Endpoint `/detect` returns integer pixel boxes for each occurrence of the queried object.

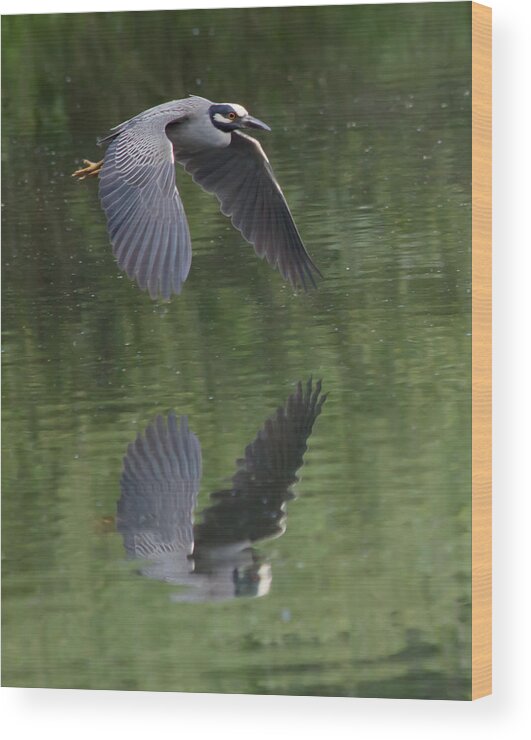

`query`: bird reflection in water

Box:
[116,378,326,602]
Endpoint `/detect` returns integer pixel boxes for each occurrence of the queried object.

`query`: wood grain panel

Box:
[471,1,492,701]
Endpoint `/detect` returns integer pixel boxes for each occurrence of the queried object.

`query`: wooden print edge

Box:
[471,1,492,701]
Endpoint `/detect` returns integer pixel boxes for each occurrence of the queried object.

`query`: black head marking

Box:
[209,103,247,132]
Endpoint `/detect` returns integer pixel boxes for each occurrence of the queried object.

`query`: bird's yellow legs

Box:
[72,158,104,180]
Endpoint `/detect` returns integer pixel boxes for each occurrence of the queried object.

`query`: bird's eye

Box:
[228,112,237,120]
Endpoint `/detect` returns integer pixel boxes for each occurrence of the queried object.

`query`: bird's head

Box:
[209,103,271,133]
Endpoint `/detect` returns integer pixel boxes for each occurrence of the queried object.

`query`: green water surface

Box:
[2,2,472,698]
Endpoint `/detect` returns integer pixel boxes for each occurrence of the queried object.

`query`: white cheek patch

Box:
[214,113,233,124]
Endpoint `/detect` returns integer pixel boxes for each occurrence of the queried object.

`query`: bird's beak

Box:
[241,115,271,132]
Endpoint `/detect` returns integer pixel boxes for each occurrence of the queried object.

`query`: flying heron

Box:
[73,96,321,298]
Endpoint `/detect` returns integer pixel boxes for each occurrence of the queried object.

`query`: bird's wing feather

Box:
[99,117,192,299]
[231,377,327,492]
[116,414,202,560]
[195,379,326,546]
[176,131,321,290]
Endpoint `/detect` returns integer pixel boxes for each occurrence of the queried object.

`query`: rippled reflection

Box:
[116,379,326,602]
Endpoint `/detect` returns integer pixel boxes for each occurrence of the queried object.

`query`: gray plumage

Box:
[95,96,320,298]
[116,379,326,601]
[117,413,201,581]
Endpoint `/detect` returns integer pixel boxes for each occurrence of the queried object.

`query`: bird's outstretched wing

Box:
[176,132,321,290]
[99,118,192,299]
[231,377,327,493]
[116,414,202,565]
[195,379,326,546]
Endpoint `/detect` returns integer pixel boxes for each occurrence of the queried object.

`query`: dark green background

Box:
[2,3,472,698]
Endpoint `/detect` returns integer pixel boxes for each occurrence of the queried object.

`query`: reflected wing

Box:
[99,120,192,299]
[116,414,202,561]
[195,379,326,546]
[176,131,321,290]
[232,377,327,492]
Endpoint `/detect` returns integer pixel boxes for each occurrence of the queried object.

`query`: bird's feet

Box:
[72,158,104,180]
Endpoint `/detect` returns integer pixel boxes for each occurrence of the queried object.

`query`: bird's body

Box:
[73,96,320,298]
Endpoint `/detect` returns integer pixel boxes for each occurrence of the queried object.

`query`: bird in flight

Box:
[73,96,321,299]
[116,378,326,601]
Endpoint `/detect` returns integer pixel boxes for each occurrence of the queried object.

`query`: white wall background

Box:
[1,0,529,737]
